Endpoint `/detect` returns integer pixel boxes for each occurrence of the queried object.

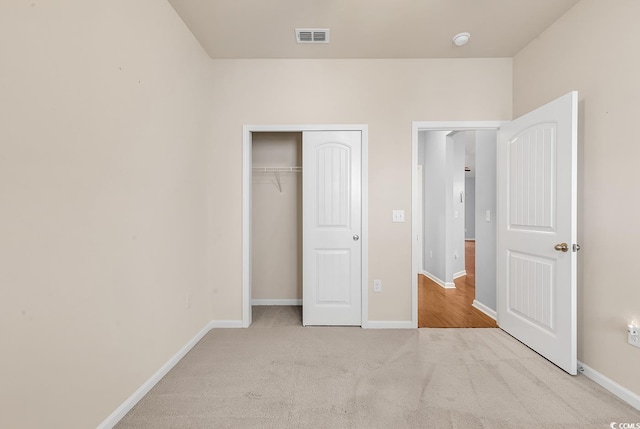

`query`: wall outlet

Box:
[629,324,640,349]
[392,210,405,223]
[430,250,433,258]
[186,293,191,309]
[373,279,382,292]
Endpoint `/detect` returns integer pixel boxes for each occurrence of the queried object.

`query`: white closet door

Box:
[303,131,362,326]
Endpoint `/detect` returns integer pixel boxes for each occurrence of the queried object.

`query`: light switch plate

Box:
[392,210,405,223]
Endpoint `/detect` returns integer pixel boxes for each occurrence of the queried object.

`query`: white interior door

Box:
[497,91,578,374]
[303,131,362,326]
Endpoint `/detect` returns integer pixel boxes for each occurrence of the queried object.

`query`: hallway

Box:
[418,241,497,328]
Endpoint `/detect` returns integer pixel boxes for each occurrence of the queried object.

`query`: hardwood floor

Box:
[418,240,497,328]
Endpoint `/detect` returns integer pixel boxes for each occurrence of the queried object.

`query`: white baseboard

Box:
[465,238,476,242]
[209,320,244,328]
[363,320,414,329]
[578,361,640,411]
[421,271,456,289]
[252,299,302,306]
[97,319,245,428]
[97,321,215,429]
[472,300,497,321]
[453,270,467,279]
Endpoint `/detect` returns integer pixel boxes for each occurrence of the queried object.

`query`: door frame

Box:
[242,124,369,328]
[411,121,504,328]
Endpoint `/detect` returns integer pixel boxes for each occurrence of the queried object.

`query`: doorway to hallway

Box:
[414,127,499,328]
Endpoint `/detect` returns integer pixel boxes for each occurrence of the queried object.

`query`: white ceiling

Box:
[167,0,580,59]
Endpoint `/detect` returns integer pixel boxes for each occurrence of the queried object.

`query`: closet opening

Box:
[250,132,303,327]
[242,124,368,328]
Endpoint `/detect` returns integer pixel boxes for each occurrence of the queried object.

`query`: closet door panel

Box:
[303,131,361,326]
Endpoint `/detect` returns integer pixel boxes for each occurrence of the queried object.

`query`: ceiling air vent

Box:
[295,28,330,44]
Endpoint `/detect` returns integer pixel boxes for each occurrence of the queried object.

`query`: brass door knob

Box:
[554,242,569,252]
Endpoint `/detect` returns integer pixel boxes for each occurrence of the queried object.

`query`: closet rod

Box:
[251,166,302,193]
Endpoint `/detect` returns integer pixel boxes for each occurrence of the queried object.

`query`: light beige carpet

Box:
[116,306,640,428]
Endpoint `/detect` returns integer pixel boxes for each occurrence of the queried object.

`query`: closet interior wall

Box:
[251,132,303,303]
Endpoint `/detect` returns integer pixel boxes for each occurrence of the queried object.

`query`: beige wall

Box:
[251,133,302,300]
[513,0,640,396]
[208,59,512,321]
[0,1,213,428]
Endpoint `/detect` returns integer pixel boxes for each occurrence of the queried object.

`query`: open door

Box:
[497,91,578,374]
[303,131,362,326]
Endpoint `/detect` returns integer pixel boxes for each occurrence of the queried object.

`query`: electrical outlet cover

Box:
[392,210,405,223]
[629,325,640,349]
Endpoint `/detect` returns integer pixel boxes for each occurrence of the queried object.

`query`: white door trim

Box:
[242,124,369,328]
[411,121,504,328]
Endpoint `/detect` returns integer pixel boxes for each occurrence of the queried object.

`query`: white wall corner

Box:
[96,321,216,429]
[453,270,467,279]
[421,271,455,289]
[578,361,640,411]
[472,299,497,321]
[363,320,414,329]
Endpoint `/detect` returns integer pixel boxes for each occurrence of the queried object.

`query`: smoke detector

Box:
[296,28,330,44]
[452,32,471,47]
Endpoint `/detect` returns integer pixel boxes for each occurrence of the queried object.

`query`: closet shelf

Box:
[252,166,302,193]
[251,166,302,173]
